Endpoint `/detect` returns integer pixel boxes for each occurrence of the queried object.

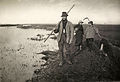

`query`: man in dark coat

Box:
[54,12,74,66]
[74,20,84,50]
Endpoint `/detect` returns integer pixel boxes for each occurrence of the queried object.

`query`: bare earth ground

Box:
[0,26,58,82]
[30,39,120,82]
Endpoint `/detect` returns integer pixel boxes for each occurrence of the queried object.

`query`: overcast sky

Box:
[0,0,120,24]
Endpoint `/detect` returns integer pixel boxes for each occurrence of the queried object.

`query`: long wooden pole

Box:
[67,4,75,14]
[44,30,54,43]
[44,4,75,43]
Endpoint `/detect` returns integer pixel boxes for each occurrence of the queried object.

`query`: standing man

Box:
[84,21,101,53]
[74,20,84,51]
[54,12,74,66]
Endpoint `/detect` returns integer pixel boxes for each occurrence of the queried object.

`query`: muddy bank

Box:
[30,40,120,82]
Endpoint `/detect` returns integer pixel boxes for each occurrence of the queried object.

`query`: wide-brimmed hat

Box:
[88,21,93,24]
[61,12,68,17]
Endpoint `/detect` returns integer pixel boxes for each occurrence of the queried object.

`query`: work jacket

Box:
[54,21,74,44]
[85,25,98,39]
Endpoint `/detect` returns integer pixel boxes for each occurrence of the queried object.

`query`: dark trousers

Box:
[58,33,71,63]
[86,38,94,50]
[75,34,83,46]
[86,38,100,53]
[71,36,81,55]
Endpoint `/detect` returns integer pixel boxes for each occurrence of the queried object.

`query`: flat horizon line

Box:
[0,23,120,25]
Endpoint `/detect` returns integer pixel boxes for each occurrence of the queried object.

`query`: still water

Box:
[0,26,58,82]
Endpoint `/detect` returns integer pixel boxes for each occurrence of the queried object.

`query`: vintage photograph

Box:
[0,0,120,82]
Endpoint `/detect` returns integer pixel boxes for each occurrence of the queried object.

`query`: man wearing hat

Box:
[54,12,74,66]
[85,21,100,52]
[74,20,84,51]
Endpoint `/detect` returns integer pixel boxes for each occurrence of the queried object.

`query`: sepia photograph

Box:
[0,0,120,82]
